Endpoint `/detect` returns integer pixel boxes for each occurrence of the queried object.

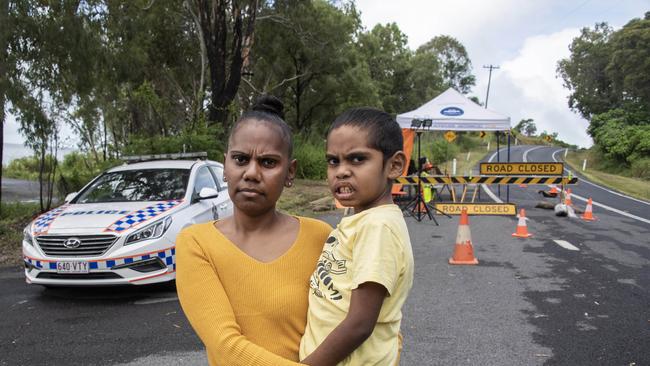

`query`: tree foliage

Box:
[2,0,481,208]
[558,12,650,169]
[416,35,475,94]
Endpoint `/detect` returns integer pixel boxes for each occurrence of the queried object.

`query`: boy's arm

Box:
[301,281,387,366]
[176,231,302,366]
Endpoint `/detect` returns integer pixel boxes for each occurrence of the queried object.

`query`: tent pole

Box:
[507,131,511,202]
[496,131,501,198]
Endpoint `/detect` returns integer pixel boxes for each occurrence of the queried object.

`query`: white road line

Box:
[566,191,650,225]
[552,149,650,206]
[134,296,178,305]
[482,183,503,203]
[482,147,512,203]
[553,239,580,251]
[522,146,543,163]
[549,149,650,224]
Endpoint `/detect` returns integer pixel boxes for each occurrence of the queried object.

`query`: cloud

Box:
[482,28,593,147]
[356,1,595,147]
[356,0,540,55]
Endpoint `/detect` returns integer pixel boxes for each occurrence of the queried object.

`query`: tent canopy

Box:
[396,88,511,131]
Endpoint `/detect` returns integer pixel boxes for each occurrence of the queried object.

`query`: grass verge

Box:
[0,202,41,267]
[432,146,489,176]
[565,151,650,201]
[277,179,333,217]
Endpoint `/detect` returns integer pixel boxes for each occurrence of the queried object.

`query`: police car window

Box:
[208,166,227,191]
[75,169,190,203]
[194,166,218,195]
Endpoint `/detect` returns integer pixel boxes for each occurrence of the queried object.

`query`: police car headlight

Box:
[23,226,34,246]
[125,216,173,245]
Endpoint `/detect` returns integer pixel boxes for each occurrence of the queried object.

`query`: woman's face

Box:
[224,119,296,217]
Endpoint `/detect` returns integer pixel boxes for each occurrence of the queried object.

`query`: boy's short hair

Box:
[329,107,403,161]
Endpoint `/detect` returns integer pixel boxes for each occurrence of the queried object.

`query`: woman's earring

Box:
[286,180,293,187]
[223,176,227,182]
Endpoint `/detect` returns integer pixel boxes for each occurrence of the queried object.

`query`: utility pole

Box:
[483,64,500,108]
[483,64,502,198]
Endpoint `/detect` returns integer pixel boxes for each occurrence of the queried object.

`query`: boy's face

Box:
[326,125,404,213]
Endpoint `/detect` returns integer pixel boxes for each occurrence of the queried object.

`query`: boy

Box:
[300,107,414,365]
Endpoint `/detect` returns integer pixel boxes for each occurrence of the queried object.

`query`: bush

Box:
[429,139,459,165]
[293,134,327,180]
[0,202,40,221]
[0,202,40,266]
[123,124,226,162]
[57,152,122,196]
[455,132,480,151]
[630,158,650,179]
[3,155,57,181]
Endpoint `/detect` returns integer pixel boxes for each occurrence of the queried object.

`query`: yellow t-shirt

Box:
[176,217,332,366]
[299,204,414,365]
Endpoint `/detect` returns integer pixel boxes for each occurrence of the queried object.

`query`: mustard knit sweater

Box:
[176,217,332,366]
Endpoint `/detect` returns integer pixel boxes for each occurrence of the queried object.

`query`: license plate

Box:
[56,261,89,274]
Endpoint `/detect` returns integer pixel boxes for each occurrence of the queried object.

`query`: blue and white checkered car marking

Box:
[24,247,176,272]
[32,205,69,235]
[104,200,183,233]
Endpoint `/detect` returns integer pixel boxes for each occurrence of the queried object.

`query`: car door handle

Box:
[218,203,229,209]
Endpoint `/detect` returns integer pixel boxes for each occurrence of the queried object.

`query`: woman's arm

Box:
[300,282,387,366]
[176,231,302,366]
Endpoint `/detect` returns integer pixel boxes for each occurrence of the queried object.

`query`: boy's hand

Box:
[301,282,387,366]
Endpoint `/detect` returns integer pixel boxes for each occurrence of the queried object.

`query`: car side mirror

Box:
[65,192,78,203]
[198,187,219,200]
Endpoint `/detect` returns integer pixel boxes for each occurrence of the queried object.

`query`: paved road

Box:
[466,145,650,365]
[1,178,55,203]
[1,146,648,365]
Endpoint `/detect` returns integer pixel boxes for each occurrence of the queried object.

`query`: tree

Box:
[188,0,259,126]
[6,0,101,211]
[416,35,475,94]
[524,122,537,137]
[606,12,650,113]
[558,13,650,167]
[513,118,534,135]
[0,0,10,207]
[358,23,414,114]
[557,22,617,119]
[247,0,379,132]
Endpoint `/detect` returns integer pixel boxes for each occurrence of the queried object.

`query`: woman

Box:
[176,96,332,366]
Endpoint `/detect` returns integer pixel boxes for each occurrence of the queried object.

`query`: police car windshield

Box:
[75,169,190,203]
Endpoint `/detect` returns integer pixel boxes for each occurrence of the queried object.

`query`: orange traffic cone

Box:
[549,186,558,195]
[512,208,533,238]
[564,188,573,206]
[581,198,597,221]
[449,208,479,265]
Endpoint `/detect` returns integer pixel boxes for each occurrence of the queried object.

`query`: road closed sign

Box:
[435,203,517,216]
[480,162,564,176]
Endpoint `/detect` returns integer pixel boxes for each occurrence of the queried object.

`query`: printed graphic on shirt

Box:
[310,235,346,301]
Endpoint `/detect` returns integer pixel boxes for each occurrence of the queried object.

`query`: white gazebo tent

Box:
[395,88,513,212]
[396,88,510,131]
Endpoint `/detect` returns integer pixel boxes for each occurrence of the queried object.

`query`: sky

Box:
[355,0,649,147]
[3,0,649,148]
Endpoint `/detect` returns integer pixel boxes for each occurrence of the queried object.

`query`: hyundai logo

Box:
[63,238,82,249]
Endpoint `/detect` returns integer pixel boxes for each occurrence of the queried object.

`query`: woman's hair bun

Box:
[252,95,284,119]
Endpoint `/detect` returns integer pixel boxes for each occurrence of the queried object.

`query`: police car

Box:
[22,152,233,287]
